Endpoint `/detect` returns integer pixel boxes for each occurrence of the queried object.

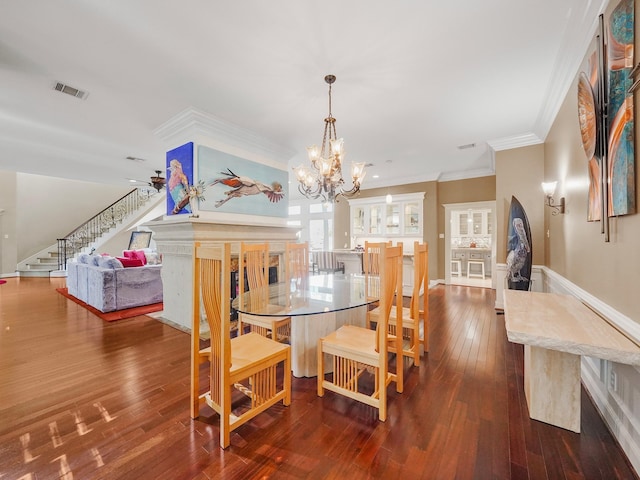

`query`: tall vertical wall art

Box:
[165,142,194,216]
[577,0,634,242]
[578,48,603,222]
[607,0,635,217]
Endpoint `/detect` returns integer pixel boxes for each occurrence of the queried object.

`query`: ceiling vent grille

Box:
[53,82,88,100]
[457,143,476,150]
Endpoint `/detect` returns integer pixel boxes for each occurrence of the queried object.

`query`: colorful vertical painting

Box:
[166,142,194,216]
[197,145,288,218]
[577,48,603,221]
[607,0,635,217]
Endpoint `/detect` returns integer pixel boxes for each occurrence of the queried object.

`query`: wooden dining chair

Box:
[190,242,291,448]
[317,243,403,421]
[364,241,392,329]
[285,241,309,286]
[237,242,291,343]
[368,241,429,366]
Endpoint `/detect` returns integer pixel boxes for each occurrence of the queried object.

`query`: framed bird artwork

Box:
[197,145,288,218]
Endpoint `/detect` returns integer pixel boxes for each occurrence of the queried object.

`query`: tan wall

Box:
[494,144,545,265]
[544,66,640,321]
[437,176,496,275]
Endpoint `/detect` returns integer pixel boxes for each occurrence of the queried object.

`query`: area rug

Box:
[56,287,163,322]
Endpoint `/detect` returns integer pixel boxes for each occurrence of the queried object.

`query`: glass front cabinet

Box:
[348,192,425,241]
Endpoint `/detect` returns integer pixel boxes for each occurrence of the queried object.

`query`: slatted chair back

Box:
[411,241,429,352]
[363,241,391,275]
[239,242,270,311]
[286,241,309,284]
[237,242,291,341]
[364,241,392,326]
[379,242,404,389]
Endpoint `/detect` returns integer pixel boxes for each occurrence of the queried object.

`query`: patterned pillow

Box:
[90,255,101,266]
[78,253,92,264]
[97,256,124,269]
[144,252,162,265]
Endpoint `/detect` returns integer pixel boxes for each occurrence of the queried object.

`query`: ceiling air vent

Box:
[53,82,88,100]
[457,143,476,150]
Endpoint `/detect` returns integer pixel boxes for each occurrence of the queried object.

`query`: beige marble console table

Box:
[504,289,640,433]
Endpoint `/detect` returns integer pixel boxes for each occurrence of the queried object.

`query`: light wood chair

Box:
[237,242,291,343]
[285,241,309,286]
[364,241,392,329]
[368,241,429,366]
[190,242,291,448]
[317,243,403,421]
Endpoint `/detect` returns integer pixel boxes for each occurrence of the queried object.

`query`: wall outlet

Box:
[610,369,618,393]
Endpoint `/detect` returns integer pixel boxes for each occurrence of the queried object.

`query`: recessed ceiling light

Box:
[373,174,380,179]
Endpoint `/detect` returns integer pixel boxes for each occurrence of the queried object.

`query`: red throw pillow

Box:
[131,250,147,265]
[122,250,147,265]
[116,257,144,268]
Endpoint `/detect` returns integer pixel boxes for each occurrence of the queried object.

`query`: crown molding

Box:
[153,107,296,164]
[487,132,543,152]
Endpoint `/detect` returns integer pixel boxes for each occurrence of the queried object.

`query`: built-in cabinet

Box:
[348,192,425,296]
[451,208,492,249]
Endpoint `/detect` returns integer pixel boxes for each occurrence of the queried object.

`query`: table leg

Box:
[524,345,581,433]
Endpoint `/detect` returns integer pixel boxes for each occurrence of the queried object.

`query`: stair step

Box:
[26,263,57,270]
[19,270,51,278]
[37,258,59,265]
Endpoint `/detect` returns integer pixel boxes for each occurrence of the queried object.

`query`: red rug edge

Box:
[56,287,163,321]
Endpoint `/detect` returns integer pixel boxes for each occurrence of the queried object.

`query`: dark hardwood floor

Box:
[0,277,637,479]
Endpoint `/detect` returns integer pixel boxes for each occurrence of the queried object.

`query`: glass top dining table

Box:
[232,273,377,317]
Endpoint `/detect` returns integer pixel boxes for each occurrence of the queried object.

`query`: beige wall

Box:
[0,171,18,273]
[544,64,640,321]
[495,144,545,265]
[437,176,496,275]
[0,171,132,274]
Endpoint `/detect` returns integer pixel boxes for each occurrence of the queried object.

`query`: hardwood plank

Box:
[0,278,637,479]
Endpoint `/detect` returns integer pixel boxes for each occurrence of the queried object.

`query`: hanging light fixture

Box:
[149,170,166,192]
[293,74,366,202]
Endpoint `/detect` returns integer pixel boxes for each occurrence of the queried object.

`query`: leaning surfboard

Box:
[506,196,532,291]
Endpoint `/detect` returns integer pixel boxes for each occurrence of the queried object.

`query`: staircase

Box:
[19,251,61,277]
[18,189,163,277]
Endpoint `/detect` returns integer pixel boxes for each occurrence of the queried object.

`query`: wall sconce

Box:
[541,181,565,215]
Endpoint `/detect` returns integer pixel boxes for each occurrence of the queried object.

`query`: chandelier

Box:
[293,74,366,202]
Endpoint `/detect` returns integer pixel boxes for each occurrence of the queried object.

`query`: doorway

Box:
[443,201,496,289]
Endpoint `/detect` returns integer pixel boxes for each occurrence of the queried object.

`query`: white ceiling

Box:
[0,0,606,194]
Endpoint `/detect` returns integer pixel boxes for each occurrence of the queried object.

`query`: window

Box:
[289,198,334,250]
